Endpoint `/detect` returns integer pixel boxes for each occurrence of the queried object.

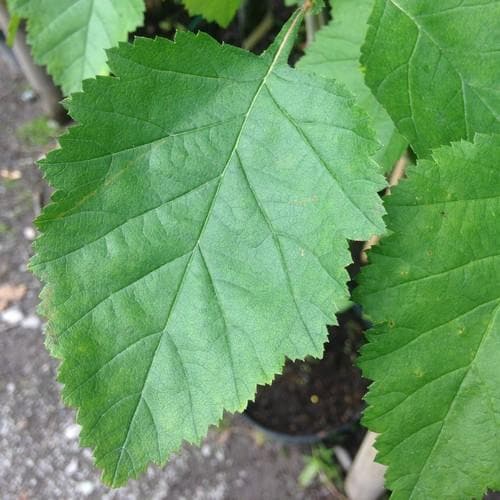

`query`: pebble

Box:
[21,315,41,329]
[64,458,78,476]
[0,168,21,180]
[20,89,36,102]
[64,424,81,440]
[16,419,28,430]
[201,444,211,457]
[6,382,15,394]
[75,481,95,496]
[1,307,24,325]
[23,227,36,240]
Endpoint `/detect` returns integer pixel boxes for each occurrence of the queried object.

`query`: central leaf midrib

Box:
[110,11,304,484]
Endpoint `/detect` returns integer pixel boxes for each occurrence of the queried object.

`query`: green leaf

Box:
[284,0,325,11]
[32,9,386,486]
[298,0,406,173]
[356,135,500,499]
[309,0,326,14]
[6,13,21,47]
[9,0,145,95]
[181,0,241,27]
[362,0,500,157]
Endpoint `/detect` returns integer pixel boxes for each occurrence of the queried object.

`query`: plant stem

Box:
[242,9,274,51]
[0,3,65,121]
[304,9,325,47]
[361,151,410,263]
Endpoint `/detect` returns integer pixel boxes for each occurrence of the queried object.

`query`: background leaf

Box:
[181,0,241,27]
[356,135,500,499]
[8,0,145,95]
[362,0,500,157]
[299,0,406,173]
[32,11,386,486]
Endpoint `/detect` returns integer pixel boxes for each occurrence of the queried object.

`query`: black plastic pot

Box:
[241,307,367,446]
[242,408,362,445]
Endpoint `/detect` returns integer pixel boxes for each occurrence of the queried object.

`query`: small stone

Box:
[64,424,81,440]
[0,420,9,436]
[65,458,78,476]
[23,227,36,240]
[16,419,28,430]
[1,307,24,325]
[0,169,22,180]
[21,315,41,329]
[201,444,211,457]
[75,481,95,496]
[0,283,26,310]
[215,449,224,462]
[20,89,36,102]
[6,382,15,394]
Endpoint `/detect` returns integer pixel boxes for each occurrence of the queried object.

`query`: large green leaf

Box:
[356,135,500,499]
[298,0,406,173]
[181,0,241,27]
[8,0,145,95]
[32,9,386,486]
[362,0,500,157]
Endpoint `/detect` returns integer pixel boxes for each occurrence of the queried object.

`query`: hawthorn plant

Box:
[6,0,500,497]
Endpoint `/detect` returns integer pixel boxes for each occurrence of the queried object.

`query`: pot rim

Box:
[242,408,362,445]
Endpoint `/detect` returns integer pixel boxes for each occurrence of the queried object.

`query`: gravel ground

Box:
[0,48,332,500]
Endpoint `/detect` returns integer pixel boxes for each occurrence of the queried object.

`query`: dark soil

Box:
[246,310,367,436]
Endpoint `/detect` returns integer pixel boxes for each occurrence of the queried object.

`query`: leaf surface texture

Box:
[356,135,500,499]
[32,11,386,486]
[362,0,500,156]
[299,0,406,172]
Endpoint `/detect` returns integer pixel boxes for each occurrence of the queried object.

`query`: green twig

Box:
[242,9,274,51]
[304,9,325,47]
